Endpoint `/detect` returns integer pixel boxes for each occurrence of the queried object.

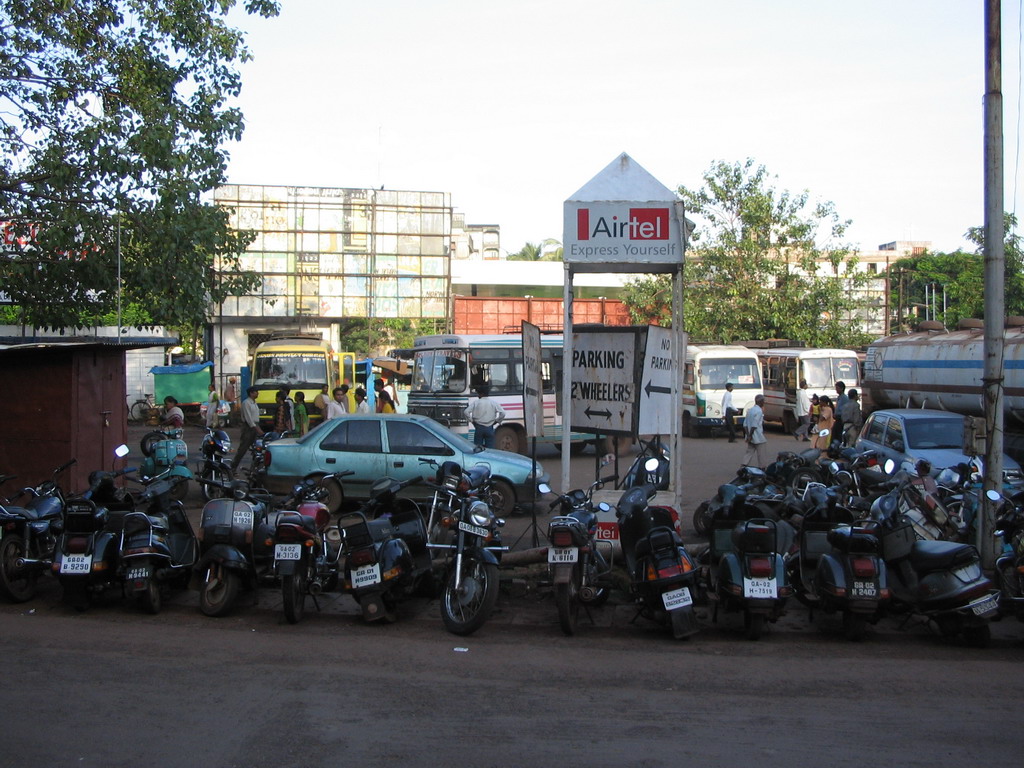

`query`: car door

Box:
[857,412,889,459]
[881,416,907,467]
[382,419,457,487]
[310,417,386,497]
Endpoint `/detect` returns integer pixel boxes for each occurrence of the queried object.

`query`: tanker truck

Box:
[862,317,1024,429]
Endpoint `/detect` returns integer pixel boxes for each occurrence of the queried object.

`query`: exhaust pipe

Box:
[309,581,322,595]
[15,557,51,569]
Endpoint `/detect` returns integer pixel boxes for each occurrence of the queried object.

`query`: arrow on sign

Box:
[585,406,611,420]
[644,380,672,398]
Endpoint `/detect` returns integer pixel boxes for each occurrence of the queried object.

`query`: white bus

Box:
[755,347,860,433]
[681,345,763,437]
[408,333,591,455]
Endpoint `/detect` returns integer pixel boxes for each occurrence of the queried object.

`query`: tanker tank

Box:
[862,318,1024,427]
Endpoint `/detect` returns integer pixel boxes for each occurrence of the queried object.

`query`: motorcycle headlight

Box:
[469,500,493,527]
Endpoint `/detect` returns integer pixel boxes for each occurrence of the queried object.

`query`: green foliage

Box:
[0,0,279,330]
[888,214,1024,329]
[337,318,448,359]
[622,159,874,348]
[507,238,563,261]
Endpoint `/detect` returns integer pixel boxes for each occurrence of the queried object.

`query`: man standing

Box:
[232,386,264,472]
[793,379,812,441]
[326,387,347,419]
[722,382,737,443]
[841,389,864,446]
[833,381,849,447]
[742,394,769,469]
[465,383,505,448]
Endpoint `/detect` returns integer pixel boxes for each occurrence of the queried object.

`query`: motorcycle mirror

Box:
[986,489,1002,502]
[537,483,551,495]
[883,459,896,475]
[114,444,130,458]
[644,457,661,472]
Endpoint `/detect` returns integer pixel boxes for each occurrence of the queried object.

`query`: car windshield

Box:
[903,417,964,450]
[412,350,469,394]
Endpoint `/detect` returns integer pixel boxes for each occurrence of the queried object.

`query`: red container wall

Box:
[453,297,630,335]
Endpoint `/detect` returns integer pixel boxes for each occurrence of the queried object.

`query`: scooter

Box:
[869,462,1000,647]
[139,428,192,502]
[338,475,433,624]
[198,427,233,502]
[544,475,617,635]
[118,473,198,614]
[52,445,135,610]
[192,477,276,617]
[272,472,352,624]
[992,488,1024,622]
[0,459,75,602]
[617,438,670,491]
[813,518,890,641]
[616,466,700,639]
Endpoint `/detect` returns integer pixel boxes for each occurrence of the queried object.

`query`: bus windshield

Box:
[412,350,469,394]
[699,358,761,389]
[253,352,329,387]
[803,357,859,389]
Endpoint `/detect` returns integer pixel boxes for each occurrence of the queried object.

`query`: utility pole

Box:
[981,0,1005,567]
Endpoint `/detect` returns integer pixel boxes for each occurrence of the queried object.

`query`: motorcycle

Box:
[118,473,198,614]
[139,428,192,502]
[544,475,617,635]
[338,475,434,624]
[869,461,1000,647]
[616,469,700,639]
[0,459,75,602]
[693,465,785,537]
[617,438,670,491]
[814,518,889,641]
[992,488,1024,622]
[52,445,135,610]
[427,460,507,636]
[192,477,276,617]
[272,472,352,624]
[198,427,233,503]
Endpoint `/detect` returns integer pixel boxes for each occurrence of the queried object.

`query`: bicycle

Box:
[128,393,156,423]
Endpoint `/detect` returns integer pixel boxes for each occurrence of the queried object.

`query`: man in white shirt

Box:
[326,387,347,419]
[741,394,769,468]
[231,386,264,471]
[465,384,505,448]
[722,382,737,443]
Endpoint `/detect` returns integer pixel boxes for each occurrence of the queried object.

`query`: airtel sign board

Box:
[563,153,685,274]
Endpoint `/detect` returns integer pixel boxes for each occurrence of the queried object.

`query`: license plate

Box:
[352,563,381,588]
[60,554,92,574]
[851,580,878,598]
[968,594,999,617]
[275,543,302,561]
[458,520,489,538]
[125,565,151,582]
[548,547,579,564]
[232,509,254,528]
[743,577,777,599]
[661,586,693,611]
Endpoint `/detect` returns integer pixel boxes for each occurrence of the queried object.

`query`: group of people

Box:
[733,379,864,470]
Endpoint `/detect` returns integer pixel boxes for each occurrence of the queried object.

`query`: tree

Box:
[0,0,279,329]
[507,239,562,261]
[622,159,873,347]
[888,214,1024,330]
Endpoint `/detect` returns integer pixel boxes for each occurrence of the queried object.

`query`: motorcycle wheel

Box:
[201,467,231,502]
[137,579,161,615]
[0,534,37,603]
[579,584,611,607]
[555,565,582,636]
[199,564,241,617]
[140,431,165,457]
[441,558,499,636]
[692,502,713,537]
[282,569,307,625]
[843,611,867,642]
[789,468,822,497]
[744,611,765,641]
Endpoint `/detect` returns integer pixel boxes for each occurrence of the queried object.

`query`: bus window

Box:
[784,358,797,390]
[413,351,468,394]
[698,358,761,389]
[470,349,516,396]
[801,358,834,389]
[834,357,859,386]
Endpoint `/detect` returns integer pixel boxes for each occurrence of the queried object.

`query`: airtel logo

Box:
[576,208,669,241]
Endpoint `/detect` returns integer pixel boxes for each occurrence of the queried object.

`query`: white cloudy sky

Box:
[224,0,1023,255]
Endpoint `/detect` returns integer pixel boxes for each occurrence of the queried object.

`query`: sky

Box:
[223,0,1024,256]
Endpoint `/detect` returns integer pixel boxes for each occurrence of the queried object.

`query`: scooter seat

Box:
[277,511,317,533]
[908,539,977,574]
[366,518,394,543]
[634,525,682,557]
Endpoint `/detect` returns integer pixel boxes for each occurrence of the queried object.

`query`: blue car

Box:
[262,414,549,516]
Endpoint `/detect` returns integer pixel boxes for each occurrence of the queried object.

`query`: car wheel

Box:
[488,479,516,517]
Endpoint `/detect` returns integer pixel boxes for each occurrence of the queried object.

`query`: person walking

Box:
[741,394,769,468]
[273,389,292,434]
[841,389,863,447]
[466,383,505,448]
[722,382,737,442]
[793,379,812,441]
[204,383,222,430]
[813,395,835,453]
[231,386,264,472]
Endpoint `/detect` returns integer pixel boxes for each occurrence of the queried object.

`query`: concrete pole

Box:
[981,0,1005,567]
[561,262,573,494]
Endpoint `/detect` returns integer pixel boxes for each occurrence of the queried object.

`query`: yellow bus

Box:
[250,333,355,429]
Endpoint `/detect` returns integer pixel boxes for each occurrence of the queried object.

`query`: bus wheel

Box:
[494,425,523,454]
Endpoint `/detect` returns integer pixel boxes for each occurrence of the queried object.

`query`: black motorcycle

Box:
[198,427,233,503]
[993,488,1024,622]
[338,475,433,624]
[616,483,700,639]
[545,475,617,635]
[118,473,197,614]
[427,460,507,636]
[0,459,74,602]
